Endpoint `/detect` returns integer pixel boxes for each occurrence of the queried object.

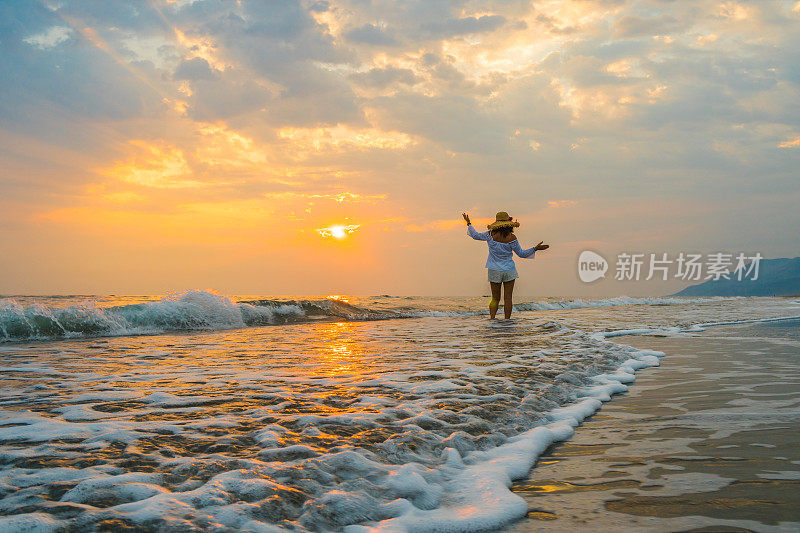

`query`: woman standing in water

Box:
[462,211,549,319]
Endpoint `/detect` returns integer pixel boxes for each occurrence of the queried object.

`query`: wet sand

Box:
[508,318,800,532]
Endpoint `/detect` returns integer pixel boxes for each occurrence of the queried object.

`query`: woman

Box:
[462,211,549,319]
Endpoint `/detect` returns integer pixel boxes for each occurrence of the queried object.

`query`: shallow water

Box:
[0,295,798,531]
[509,319,800,532]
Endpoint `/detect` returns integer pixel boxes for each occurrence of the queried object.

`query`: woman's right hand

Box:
[462,212,471,225]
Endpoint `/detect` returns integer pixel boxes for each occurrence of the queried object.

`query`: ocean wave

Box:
[0,291,717,343]
[0,291,304,342]
[240,297,399,321]
[513,295,715,312]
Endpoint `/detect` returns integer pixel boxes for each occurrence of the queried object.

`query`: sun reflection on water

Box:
[315,321,367,377]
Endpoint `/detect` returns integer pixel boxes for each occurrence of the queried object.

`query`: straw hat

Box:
[487,211,520,230]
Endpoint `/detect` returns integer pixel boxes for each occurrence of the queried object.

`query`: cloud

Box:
[23,25,72,49]
[99,140,203,189]
[778,136,800,148]
[548,200,578,208]
[309,1,330,14]
[345,23,399,46]
[614,15,683,38]
[173,57,218,80]
[349,67,418,88]
[419,15,508,38]
[277,125,415,152]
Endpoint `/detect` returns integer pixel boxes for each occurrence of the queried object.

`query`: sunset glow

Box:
[0,1,797,295]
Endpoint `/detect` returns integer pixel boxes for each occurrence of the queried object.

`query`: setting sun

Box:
[317,224,360,239]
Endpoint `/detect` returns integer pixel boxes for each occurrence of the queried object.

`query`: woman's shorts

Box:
[488,269,518,283]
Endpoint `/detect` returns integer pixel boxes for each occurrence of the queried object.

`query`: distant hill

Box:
[672,257,800,297]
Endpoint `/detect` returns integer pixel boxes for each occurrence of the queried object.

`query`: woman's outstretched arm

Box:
[513,240,549,258]
[463,212,489,241]
[512,240,536,258]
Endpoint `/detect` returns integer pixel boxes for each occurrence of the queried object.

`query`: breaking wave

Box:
[0,291,303,342]
[0,291,716,343]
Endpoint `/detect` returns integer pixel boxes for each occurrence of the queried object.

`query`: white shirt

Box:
[468,224,536,271]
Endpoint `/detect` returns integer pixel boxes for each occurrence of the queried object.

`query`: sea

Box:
[1,292,799,531]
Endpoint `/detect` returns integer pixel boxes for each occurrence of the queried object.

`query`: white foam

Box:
[60,473,168,505]
[0,513,65,533]
[696,314,800,328]
[515,295,717,312]
[348,343,664,532]
[589,314,800,342]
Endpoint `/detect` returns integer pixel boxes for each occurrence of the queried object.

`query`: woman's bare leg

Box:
[503,280,515,319]
[489,282,501,319]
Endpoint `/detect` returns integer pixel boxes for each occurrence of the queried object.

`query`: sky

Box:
[1,0,798,297]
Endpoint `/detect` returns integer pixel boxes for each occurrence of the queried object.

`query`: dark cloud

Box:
[308,1,330,13]
[170,0,359,124]
[241,0,316,40]
[173,57,217,80]
[186,78,272,122]
[344,23,400,46]
[369,92,509,153]
[614,15,683,38]
[349,67,418,88]
[421,52,439,66]
[419,15,507,38]
[1,33,154,125]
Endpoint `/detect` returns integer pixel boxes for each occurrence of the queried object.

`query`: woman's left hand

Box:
[462,213,471,225]
[535,241,549,251]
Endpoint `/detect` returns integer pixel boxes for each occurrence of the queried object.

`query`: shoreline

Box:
[507,318,800,532]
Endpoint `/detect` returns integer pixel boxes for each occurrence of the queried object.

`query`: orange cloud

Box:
[99,140,202,189]
[548,200,578,208]
[96,122,275,192]
[195,124,268,167]
[172,28,228,71]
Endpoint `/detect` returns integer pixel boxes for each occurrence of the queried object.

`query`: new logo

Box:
[578,250,608,283]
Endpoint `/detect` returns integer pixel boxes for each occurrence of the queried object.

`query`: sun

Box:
[330,225,347,239]
[317,224,360,239]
